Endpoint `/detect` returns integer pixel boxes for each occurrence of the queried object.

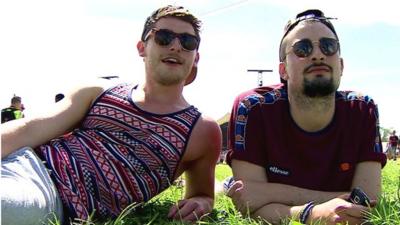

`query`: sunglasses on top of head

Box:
[145,28,200,51]
[287,37,340,58]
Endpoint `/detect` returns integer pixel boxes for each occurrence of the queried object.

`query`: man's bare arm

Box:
[351,161,381,200]
[230,159,346,212]
[1,83,104,158]
[168,115,222,222]
[251,198,369,225]
[229,160,382,224]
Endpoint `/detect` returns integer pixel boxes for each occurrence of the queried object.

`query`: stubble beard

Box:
[150,61,187,86]
[291,76,337,112]
[155,71,183,85]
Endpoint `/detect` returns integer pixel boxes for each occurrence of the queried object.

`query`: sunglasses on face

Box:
[287,37,340,58]
[145,28,199,51]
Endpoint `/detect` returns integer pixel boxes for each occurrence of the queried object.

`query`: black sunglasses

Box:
[288,37,339,58]
[145,28,199,51]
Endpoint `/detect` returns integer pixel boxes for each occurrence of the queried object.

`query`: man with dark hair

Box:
[226,9,386,224]
[1,5,221,225]
[1,95,25,123]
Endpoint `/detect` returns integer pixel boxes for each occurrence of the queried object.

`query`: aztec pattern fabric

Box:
[36,83,201,219]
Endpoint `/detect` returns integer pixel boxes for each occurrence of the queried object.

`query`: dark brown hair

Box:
[140,5,202,45]
[11,95,21,104]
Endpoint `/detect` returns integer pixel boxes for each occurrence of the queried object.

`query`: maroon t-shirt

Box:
[227,84,386,192]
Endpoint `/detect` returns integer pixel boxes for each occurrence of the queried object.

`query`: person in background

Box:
[226,9,386,225]
[387,130,398,160]
[1,5,221,225]
[1,95,25,123]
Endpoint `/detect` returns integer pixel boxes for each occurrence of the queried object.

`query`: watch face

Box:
[349,187,370,206]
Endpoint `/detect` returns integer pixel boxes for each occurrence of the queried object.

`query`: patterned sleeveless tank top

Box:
[36,83,201,219]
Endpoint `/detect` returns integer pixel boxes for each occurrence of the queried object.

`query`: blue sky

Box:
[1,0,399,131]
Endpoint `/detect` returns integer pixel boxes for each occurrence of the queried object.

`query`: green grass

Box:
[381,160,400,199]
[368,160,400,225]
[62,161,399,225]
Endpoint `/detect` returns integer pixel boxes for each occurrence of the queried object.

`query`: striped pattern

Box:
[234,88,286,151]
[37,84,201,219]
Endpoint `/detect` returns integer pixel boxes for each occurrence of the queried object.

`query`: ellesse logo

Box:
[268,166,290,176]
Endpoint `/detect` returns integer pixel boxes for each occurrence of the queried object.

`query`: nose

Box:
[311,43,325,62]
[168,37,182,52]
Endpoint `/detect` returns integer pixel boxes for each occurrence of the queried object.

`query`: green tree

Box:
[380,127,394,142]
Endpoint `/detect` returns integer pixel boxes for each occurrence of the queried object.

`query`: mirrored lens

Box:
[319,38,339,56]
[292,38,339,58]
[292,40,313,58]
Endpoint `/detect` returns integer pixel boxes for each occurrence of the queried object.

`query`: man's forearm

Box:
[250,203,302,225]
[243,180,346,207]
[1,119,28,158]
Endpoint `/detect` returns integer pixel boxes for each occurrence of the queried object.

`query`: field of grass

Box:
[66,161,399,225]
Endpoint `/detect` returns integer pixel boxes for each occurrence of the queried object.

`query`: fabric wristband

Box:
[299,201,315,224]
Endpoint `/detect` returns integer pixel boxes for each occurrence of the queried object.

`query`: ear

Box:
[137,41,145,57]
[184,53,199,86]
[279,62,289,81]
[194,52,200,66]
[184,66,197,85]
[340,58,344,76]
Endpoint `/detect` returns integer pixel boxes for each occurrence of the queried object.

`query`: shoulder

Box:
[336,91,379,121]
[336,91,376,105]
[336,91,378,112]
[1,107,13,112]
[185,114,222,160]
[231,85,287,125]
[233,84,287,109]
[68,80,133,105]
[193,114,222,143]
[69,78,108,96]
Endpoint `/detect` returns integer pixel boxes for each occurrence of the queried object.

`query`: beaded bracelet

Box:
[299,201,315,224]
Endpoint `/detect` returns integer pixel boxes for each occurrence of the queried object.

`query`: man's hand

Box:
[226,179,267,214]
[309,197,373,225]
[168,196,212,223]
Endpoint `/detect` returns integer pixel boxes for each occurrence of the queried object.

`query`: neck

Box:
[132,82,189,114]
[289,93,335,132]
